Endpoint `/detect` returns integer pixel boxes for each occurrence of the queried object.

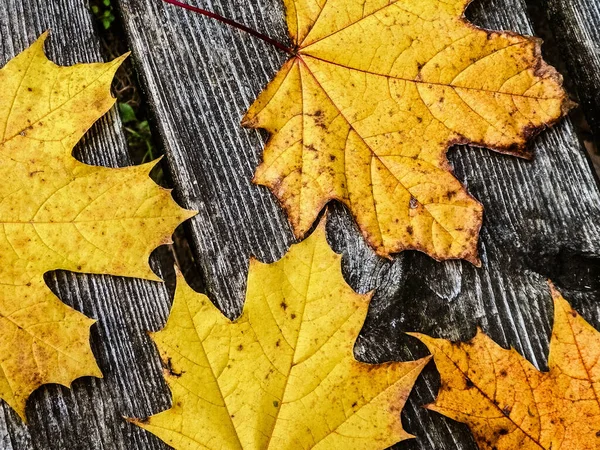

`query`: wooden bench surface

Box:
[1,0,600,449]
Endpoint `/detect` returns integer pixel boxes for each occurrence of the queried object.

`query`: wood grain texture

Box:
[0,2,181,449]
[537,0,600,143]
[115,0,600,449]
[2,0,600,449]
[119,0,296,318]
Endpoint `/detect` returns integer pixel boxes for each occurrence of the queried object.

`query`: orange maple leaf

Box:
[413,284,600,449]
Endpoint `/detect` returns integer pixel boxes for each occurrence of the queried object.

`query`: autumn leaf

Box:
[242,0,570,263]
[132,221,429,450]
[0,33,194,420]
[412,284,600,450]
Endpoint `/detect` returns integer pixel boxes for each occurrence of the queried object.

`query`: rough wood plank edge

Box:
[0,1,182,449]
[531,0,600,146]
[115,0,600,448]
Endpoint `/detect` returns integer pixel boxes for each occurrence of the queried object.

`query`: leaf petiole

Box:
[162,0,295,55]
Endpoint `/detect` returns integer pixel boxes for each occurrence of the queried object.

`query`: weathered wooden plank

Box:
[536,0,600,143]
[0,2,177,449]
[119,0,296,318]
[2,0,599,449]
[117,0,600,448]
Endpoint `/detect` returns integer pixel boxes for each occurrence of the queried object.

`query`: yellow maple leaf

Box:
[412,284,600,449]
[242,0,569,263]
[132,221,429,449]
[0,33,194,420]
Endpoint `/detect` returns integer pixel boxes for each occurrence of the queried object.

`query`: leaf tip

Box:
[466,253,482,267]
[145,269,165,283]
[407,332,435,352]
[91,365,104,380]
[547,280,567,304]
[109,52,130,73]
[419,354,433,367]
[547,280,573,316]
[38,30,51,42]
[562,98,578,115]
[124,415,148,426]
[15,407,28,424]
[173,264,184,279]
[240,114,252,128]
[28,31,51,59]
[183,208,199,221]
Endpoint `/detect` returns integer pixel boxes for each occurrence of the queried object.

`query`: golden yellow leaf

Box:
[0,33,194,420]
[133,221,429,450]
[243,0,569,263]
[412,284,600,449]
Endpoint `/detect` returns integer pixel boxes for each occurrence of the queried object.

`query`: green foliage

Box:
[119,102,137,124]
[119,103,156,163]
[91,0,115,30]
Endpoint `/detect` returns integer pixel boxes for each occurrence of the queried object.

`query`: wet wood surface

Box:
[3,0,600,449]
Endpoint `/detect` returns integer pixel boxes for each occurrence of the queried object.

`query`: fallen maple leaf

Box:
[132,221,429,449]
[242,0,570,263]
[412,284,600,449]
[0,33,194,420]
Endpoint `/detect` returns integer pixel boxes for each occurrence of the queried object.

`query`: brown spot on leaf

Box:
[163,357,183,378]
[409,196,418,209]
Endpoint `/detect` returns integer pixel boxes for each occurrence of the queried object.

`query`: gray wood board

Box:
[539,0,600,143]
[115,0,600,449]
[0,1,182,449]
[1,0,599,449]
